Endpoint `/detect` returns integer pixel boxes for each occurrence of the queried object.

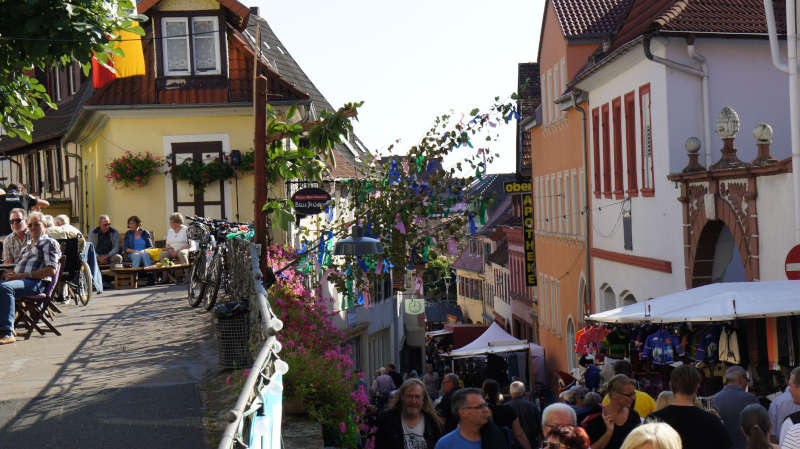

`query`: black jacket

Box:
[481,420,511,449]
[374,408,443,449]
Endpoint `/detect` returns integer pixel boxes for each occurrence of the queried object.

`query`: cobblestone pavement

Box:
[0,284,218,448]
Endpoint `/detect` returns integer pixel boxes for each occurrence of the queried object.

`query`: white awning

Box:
[445,322,529,357]
[588,280,800,323]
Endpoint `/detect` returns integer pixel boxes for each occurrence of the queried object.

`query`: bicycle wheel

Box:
[77,261,93,306]
[187,251,206,307]
[201,253,222,311]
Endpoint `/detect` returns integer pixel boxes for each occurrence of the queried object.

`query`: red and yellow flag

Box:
[92,25,145,88]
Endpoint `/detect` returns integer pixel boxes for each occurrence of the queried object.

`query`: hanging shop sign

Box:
[503,179,532,194]
[291,187,331,215]
[405,297,425,315]
[522,192,537,286]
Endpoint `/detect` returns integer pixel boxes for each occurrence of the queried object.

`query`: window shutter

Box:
[624,91,638,195]
[592,108,601,197]
[601,104,611,197]
[612,97,623,198]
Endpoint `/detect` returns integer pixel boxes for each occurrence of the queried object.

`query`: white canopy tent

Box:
[445,322,530,357]
[425,329,453,338]
[588,280,800,323]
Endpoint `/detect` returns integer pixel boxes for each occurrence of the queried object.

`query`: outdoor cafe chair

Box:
[14,263,62,340]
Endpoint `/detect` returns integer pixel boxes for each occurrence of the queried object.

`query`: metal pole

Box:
[253,22,269,263]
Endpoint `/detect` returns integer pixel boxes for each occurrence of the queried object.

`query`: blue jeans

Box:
[128,252,152,268]
[0,278,46,335]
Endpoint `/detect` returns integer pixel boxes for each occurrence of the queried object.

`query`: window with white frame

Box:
[161,16,221,76]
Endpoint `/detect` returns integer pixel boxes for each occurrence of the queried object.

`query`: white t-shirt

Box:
[783,422,800,449]
[402,417,426,449]
[166,225,192,251]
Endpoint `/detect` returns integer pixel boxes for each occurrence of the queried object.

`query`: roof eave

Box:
[569,35,646,89]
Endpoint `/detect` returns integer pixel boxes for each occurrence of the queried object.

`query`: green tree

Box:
[0,0,144,142]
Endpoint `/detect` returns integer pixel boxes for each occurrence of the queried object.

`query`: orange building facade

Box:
[528,0,628,387]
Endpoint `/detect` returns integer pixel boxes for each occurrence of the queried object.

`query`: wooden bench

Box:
[112,264,190,289]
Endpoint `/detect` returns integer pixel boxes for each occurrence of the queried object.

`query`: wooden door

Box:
[171,141,226,219]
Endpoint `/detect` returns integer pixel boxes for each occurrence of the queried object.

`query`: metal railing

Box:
[218,243,286,449]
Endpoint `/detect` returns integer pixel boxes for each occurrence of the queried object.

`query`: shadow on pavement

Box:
[0,286,217,448]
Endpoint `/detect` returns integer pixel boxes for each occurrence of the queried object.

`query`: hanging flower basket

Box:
[105,151,164,188]
[168,154,237,193]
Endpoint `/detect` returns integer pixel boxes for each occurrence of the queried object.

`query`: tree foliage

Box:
[276,96,518,306]
[0,0,144,141]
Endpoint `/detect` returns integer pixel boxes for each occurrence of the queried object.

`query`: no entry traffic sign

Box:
[786,244,800,280]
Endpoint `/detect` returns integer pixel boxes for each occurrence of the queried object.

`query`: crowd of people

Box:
[365,360,800,449]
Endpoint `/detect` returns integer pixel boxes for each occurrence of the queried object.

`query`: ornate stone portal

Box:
[668,108,792,288]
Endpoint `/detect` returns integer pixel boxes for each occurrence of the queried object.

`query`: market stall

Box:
[572,281,800,401]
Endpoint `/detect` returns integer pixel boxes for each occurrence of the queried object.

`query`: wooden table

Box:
[112,264,191,289]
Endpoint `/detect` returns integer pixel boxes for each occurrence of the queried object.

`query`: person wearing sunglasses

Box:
[583,375,641,449]
[3,209,29,264]
[0,184,48,242]
[434,388,509,449]
[545,425,591,449]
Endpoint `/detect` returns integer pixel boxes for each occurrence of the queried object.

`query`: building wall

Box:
[79,112,285,240]
[758,173,797,280]
[584,44,684,307]
[456,269,485,324]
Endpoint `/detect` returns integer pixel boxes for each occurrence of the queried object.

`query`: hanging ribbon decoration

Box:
[402,158,410,174]
[415,273,424,296]
[448,236,459,255]
[468,212,477,234]
[376,258,384,275]
[479,198,487,225]
[389,159,401,185]
[394,213,406,234]
[416,155,425,172]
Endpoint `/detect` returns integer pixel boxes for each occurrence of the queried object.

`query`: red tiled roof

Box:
[612,0,786,50]
[552,0,634,40]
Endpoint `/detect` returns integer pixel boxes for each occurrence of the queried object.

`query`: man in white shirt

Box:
[778,368,800,446]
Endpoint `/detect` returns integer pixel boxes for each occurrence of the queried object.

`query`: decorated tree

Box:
[277,96,519,307]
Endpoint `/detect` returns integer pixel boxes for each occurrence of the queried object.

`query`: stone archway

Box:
[680,178,759,288]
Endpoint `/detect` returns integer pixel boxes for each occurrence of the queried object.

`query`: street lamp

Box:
[334,224,384,256]
[263,224,383,288]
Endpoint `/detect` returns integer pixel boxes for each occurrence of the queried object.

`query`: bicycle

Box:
[186,216,251,310]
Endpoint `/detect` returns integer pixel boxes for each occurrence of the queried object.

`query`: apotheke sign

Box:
[291,187,331,215]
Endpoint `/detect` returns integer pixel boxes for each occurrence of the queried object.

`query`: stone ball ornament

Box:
[753,122,774,142]
[685,137,702,154]
[715,106,740,138]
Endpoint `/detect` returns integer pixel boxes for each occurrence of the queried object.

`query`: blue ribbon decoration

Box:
[317,235,326,265]
[357,256,368,272]
[389,159,401,185]
[468,212,477,234]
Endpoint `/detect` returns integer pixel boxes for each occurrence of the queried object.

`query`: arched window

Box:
[622,293,636,306]
[566,318,577,370]
[601,284,615,312]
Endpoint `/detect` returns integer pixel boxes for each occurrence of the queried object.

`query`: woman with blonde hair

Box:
[655,391,674,411]
[619,422,682,449]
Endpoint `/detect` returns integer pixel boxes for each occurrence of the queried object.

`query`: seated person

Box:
[3,208,30,264]
[165,212,193,265]
[0,212,61,345]
[46,214,86,251]
[89,214,122,265]
[123,215,153,268]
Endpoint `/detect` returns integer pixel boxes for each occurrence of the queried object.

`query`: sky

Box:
[252,0,544,174]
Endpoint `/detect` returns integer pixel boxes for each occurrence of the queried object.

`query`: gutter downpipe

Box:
[643,36,711,166]
[686,37,712,168]
[764,0,800,243]
[570,91,592,320]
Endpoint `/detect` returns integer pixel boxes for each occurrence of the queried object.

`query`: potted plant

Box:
[105,151,164,188]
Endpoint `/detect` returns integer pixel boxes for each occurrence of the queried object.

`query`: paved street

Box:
[0,285,218,448]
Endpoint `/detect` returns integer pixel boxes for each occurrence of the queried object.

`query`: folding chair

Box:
[15,264,62,340]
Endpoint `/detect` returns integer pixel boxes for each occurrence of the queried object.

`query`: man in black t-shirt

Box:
[0,184,48,238]
[648,365,732,449]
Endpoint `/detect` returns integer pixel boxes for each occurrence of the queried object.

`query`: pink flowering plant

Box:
[105,151,164,188]
[265,245,376,448]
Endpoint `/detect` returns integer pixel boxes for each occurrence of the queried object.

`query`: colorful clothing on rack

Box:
[602,328,630,359]
[575,326,610,356]
[642,329,683,365]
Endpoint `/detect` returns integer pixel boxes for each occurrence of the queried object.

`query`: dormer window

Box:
[161,16,221,76]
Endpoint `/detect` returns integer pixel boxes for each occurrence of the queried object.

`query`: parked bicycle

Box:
[186,216,251,310]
